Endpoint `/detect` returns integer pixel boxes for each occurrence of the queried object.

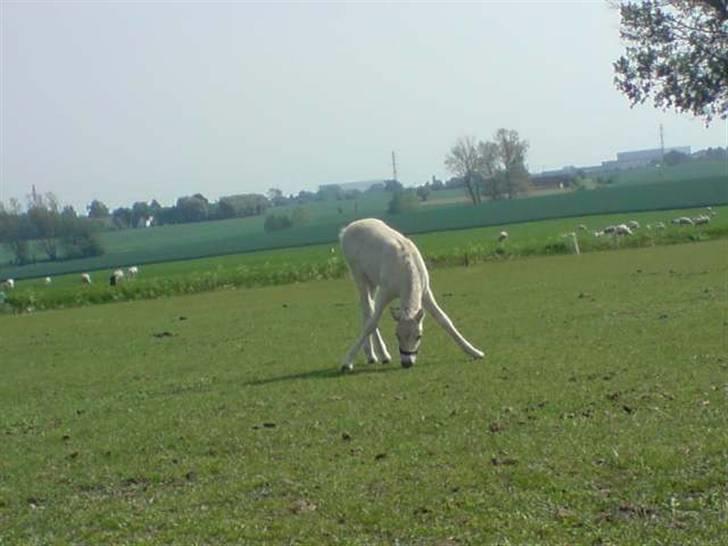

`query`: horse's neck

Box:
[399,253,425,318]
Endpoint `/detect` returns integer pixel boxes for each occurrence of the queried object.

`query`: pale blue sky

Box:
[1,1,726,211]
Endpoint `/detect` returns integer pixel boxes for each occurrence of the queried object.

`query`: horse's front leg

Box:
[341,290,393,372]
[423,289,485,359]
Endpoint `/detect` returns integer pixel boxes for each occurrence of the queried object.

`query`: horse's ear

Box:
[414,308,425,322]
[390,306,401,321]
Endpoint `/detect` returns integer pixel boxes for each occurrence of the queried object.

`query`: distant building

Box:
[601,146,691,170]
[318,179,389,193]
[533,145,693,181]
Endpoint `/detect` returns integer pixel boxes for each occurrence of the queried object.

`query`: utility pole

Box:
[659,123,665,162]
[391,151,398,182]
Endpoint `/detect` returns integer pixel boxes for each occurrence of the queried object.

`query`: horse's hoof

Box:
[400,360,414,369]
[341,364,354,373]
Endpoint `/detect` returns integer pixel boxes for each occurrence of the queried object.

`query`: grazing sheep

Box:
[1,279,15,290]
[497,231,509,242]
[330,247,336,254]
[614,224,633,236]
[127,265,139,277]
[706,206,716,216]
[655,221,666,230]
[339,218,484,371]
[81,273,92,285]
[672,217,694,225]
[692,215,710,225]
[593,230,603,238]
[110,269,125,286]
[577,224,588,231]
[602,225,617,234]
[627,220,640,230]
[44,277,52,285]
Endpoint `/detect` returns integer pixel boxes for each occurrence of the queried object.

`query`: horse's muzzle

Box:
[399,349,417,368]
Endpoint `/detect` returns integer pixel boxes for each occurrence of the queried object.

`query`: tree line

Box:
[0,193,104,265]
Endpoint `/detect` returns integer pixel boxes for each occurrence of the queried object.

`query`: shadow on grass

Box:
[243,363,403,387]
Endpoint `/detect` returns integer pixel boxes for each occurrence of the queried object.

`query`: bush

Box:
[264,213,293,232]
[62,222,105,259]
[290,207,311,226]
[387,190,420,215]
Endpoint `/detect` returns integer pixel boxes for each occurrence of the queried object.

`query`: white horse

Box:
[339,218,485,371]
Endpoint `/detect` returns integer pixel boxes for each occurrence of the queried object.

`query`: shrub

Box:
[264,213,293,232]
[387,190,420,215]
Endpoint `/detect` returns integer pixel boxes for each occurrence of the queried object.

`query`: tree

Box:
[112,207,133,229]
[317,185,343,201]
[492,129,530,199]
[263,213,292,232]
[663,149,690,166]
[477,140,502,200]
[87,199,110,219]
[61,218,105,258]
[26,192,61,260]
[446,131,530,203]
[175,195,209,223]
[415,184,431,202]
[267,188,288,207]
[384,179,404,193]
[131,201,152,228]
[614,1,728,122]
[217,194,269,219]
[387,189,420,214]
[430,176,445,191]
[1,199,32,264]
[445,136,482,204]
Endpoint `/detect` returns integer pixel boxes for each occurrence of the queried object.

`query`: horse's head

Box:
[391,307,424,367]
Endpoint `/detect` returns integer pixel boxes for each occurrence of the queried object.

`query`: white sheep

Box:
[614,224,633,236]
[127,266,139,277]
[497,231,509,242]
[627,220,640,230]
[602,225,617,234]
[81,273,92,285]
[577,224,588,231]
[44,277,52,285]
[110,269,125,286]
[655,221,666,230]
[672,217,694,225]
[1,279,15,290]
[692,215,710,225]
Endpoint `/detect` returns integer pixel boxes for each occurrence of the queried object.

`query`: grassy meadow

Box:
[2,205,726,313]
[612,160,727,186]
[1,239,727,544]
[2,170,725,281]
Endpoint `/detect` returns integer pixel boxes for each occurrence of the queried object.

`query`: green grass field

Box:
[2,171,725,281]
[1,239,726,544]
[612,160,727,186]
[3,204,726,313]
